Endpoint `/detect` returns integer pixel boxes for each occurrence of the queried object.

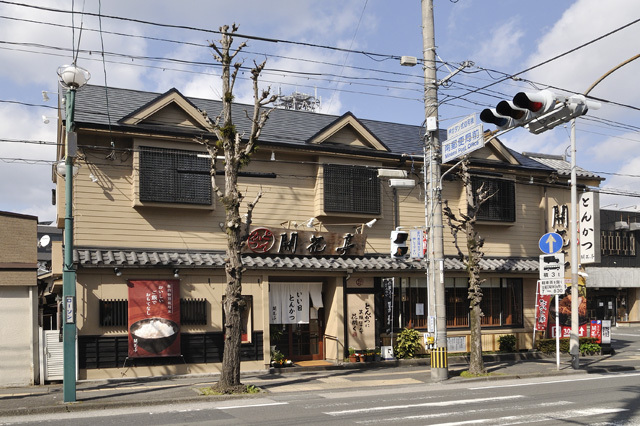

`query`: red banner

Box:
[590,320,602,344]
[535,291,552,332]
[128,280,180,357]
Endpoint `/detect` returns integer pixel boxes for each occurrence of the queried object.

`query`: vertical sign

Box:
[409,229,424,259]
[382,278,394,334]
[579,191,600,264]
[128,280,181,358]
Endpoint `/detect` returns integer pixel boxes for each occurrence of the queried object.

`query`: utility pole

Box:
[422,0,448,381]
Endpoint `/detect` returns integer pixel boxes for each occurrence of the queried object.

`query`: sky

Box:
[1,0,640,222]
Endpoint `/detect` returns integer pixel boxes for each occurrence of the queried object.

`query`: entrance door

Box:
[289,318,323,361]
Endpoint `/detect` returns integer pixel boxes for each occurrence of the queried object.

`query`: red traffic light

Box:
[513,90,556,114]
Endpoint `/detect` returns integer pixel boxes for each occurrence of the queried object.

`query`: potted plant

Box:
[348,347,357,363]
[271,348,287,367]
[374,347,381,362]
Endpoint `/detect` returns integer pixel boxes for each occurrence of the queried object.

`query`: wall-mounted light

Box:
[114,267,122,277]
[270,151,276,161]
[42,115,56,124]
[89,173,98,183]
[529,176,534,184]
[365,218,377,228]
[42,90,51,102]
[173,268,180,278]
[55,159,80,177]
[305,217,316,228]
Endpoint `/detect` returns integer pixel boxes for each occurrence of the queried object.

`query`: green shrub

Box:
[394,328,423,359]
[536,337,599,354]
[580,341,601,355]
[498,334,517,352]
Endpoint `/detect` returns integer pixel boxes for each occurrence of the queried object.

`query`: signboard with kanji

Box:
[539,279,566,295]
[127,280,180,358]
[539,253,564,279]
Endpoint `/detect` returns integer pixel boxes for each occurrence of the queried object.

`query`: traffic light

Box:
[390,229,409,259]
[480,90,600,135]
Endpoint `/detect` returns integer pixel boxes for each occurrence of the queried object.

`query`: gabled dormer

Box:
[307,112,389,152]
[120,88,214,132]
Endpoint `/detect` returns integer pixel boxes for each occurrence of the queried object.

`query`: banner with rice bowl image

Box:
[128,279,181,357]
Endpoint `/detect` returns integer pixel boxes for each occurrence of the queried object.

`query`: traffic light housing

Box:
[480,90,600,134]
[390,230,409,259]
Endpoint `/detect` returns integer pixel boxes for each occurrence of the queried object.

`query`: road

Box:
[3,371,640,425]
[1,327,638,425]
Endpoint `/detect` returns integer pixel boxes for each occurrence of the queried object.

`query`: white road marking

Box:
[325,395,524,416]
[429,407,628,425]
[469,371,640,390]
[355,401,573,424]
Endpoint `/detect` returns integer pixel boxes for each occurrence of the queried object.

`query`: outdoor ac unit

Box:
[629,222,640,231]
[615,221,629,230]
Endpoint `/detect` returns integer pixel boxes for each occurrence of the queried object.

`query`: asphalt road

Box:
[1,327,638,425]
[3,370,640,425]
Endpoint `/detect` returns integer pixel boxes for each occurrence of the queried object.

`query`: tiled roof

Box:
[522,152,602,180]
[68,85,558,174]
[74,247,539,274]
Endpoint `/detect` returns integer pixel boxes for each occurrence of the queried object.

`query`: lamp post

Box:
[57,63,90,403]
[569,53,640,369]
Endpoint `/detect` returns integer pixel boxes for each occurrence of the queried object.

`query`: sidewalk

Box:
[1,351,637,418]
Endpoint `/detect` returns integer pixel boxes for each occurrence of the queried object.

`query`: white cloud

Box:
[474,17,525,68]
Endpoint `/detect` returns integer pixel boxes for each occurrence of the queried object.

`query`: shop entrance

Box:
[271,312,324,361]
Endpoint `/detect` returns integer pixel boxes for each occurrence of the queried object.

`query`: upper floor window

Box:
[323,164,380,215]
[472,177,515,222]
[139,146,211,205]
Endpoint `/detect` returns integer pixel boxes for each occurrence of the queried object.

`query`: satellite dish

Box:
[38,235,51,248]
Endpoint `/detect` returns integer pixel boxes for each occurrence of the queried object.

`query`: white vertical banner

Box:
[579,191,600,264]
[409,229,424,259]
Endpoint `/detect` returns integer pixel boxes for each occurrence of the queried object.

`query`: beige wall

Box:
[68,134,570,262]
[0,286,38,386]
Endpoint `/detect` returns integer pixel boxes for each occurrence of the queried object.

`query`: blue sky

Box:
[1,0,640,221]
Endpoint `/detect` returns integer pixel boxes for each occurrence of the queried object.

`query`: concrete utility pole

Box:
[422,0,448,381]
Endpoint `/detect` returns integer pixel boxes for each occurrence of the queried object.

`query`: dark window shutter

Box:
[140,146,211,205]
[472,177,515,222]
[324,164,380,215]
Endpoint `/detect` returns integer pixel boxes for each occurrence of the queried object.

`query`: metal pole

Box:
[555,294,561,370]
[569,117,580,369]
[422,0,448,381]
[63,87,77,402]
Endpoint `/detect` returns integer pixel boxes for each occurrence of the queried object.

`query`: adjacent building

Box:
[0,211,40,386]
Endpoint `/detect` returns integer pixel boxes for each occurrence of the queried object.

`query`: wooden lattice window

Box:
[323,164,380,215]
[99,299,128,327]
[99,298,208,327]
[180,298,208,325]
[139,146,211,205]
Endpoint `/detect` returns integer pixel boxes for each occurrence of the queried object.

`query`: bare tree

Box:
[442,158,494,375]
[197,24,277,392]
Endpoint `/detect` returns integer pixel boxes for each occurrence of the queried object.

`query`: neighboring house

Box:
[523,153,640,327]
[0,211,40,386]
[584,208,640,325]
[53,85,600,380]
[37,223,63,331]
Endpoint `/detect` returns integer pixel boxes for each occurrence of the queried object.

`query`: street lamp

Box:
[58,63,90,403]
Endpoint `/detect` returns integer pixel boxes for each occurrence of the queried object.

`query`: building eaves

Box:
[74,247,539,274]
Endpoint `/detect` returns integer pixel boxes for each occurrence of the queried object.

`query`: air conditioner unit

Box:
[389,179,416,188]
[629,222,640,231]
[615,221,629,230]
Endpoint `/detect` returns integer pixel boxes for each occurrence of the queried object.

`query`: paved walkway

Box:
[1,349,637,417]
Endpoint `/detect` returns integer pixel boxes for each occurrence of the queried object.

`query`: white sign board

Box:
[540,253,564,279]
[447,114,478,140]
[579,192,600,264]
[442,123,485,163]
[409,229,424,259]
[601,320,611,344]
[539,279,566,295]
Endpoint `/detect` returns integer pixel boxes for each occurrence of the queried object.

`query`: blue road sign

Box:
[539,232,563,254]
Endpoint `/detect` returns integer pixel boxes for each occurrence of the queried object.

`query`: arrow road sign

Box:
[539,232,563,254]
